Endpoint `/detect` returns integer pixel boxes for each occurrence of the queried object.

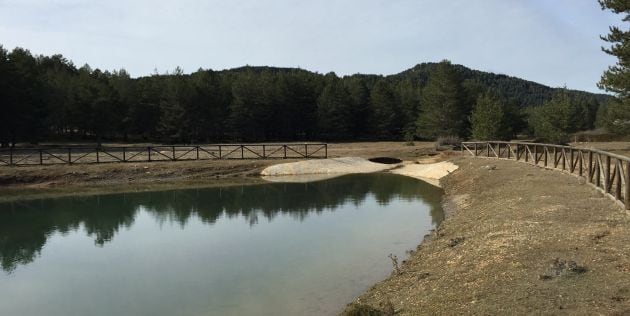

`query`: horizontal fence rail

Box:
[462,141,630,210]
[0,143,327,167]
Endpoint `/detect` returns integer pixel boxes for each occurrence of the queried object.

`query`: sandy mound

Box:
[390,161,459,186]
[260,157,397,176]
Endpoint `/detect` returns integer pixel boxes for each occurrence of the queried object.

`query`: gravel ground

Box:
[344,157,630,315]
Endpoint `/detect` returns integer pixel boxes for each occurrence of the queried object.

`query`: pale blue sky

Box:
[0,0,621,93]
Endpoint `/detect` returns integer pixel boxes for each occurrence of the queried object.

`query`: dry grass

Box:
[345,157,630,315]
[571,141,630,157]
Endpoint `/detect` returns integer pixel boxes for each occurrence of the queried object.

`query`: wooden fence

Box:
[461,141,630,210]
[0,143,327,166]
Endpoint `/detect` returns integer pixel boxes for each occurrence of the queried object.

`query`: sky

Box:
[0,0,622,93]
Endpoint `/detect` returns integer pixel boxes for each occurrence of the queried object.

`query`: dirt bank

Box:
[0,142,438,201]
[344,157,630,315]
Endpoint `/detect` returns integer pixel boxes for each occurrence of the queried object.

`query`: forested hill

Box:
[393,62,611,107]
[0,46,612,146]
[226,63,611,108]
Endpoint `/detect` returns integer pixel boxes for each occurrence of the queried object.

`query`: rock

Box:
[540,258,588,280]
[448,236,466,247]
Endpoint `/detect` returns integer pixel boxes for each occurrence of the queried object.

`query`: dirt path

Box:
[345,157,630,315]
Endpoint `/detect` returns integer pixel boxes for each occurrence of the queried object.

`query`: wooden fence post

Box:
[605,155,611,193]
[148,146,152,162]
[625,161,630,210]
[616,160,622,200]
[578,151,583,176]
[596,154,601,187]
[588,151,593,183]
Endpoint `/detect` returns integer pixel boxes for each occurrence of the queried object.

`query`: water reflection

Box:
[0,173,443,273]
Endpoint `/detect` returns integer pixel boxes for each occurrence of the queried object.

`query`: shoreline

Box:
[2,152,629,314]
[0,141,439,202]
[343,157,630,315]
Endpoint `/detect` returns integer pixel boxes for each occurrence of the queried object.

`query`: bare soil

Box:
[0,142,437,201]
[344,157,630,315]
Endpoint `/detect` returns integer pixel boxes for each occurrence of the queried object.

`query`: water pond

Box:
[0,173,443,316]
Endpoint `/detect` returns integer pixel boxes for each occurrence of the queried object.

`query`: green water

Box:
[0,173,443,316]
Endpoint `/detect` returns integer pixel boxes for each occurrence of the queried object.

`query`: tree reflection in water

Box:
[0,173,443,273]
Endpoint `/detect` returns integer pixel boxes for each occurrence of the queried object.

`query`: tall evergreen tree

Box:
[369,80,400,139]
[416,60,468,139]
[598,0,630,135]
[157,67,189,142]
[396,78,421,139]
[470,90,511,140]
[528,90,578,144]
[317,75,353,140]
[598,0,630,97]
[0,46,15,147]
[344,76,371,138]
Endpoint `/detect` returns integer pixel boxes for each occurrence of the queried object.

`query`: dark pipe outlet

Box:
[368,157,403,164]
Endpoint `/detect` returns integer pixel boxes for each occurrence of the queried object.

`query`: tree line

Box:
[0,45,612,147]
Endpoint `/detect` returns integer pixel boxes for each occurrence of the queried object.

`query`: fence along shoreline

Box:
[462,141,630,210]
[0,143,328,166]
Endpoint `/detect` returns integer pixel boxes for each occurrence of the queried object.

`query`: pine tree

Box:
[599,0,630,97]
[344,76,370,138]
[158,67,189,143]
[470,90,510,140]
[416,60,468,139]
[369,80,400,139]
[317,76,353,140]
[528,90,577,144]
[396,79,420,140]
[0,46,14,147]
[598,0,630,135]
